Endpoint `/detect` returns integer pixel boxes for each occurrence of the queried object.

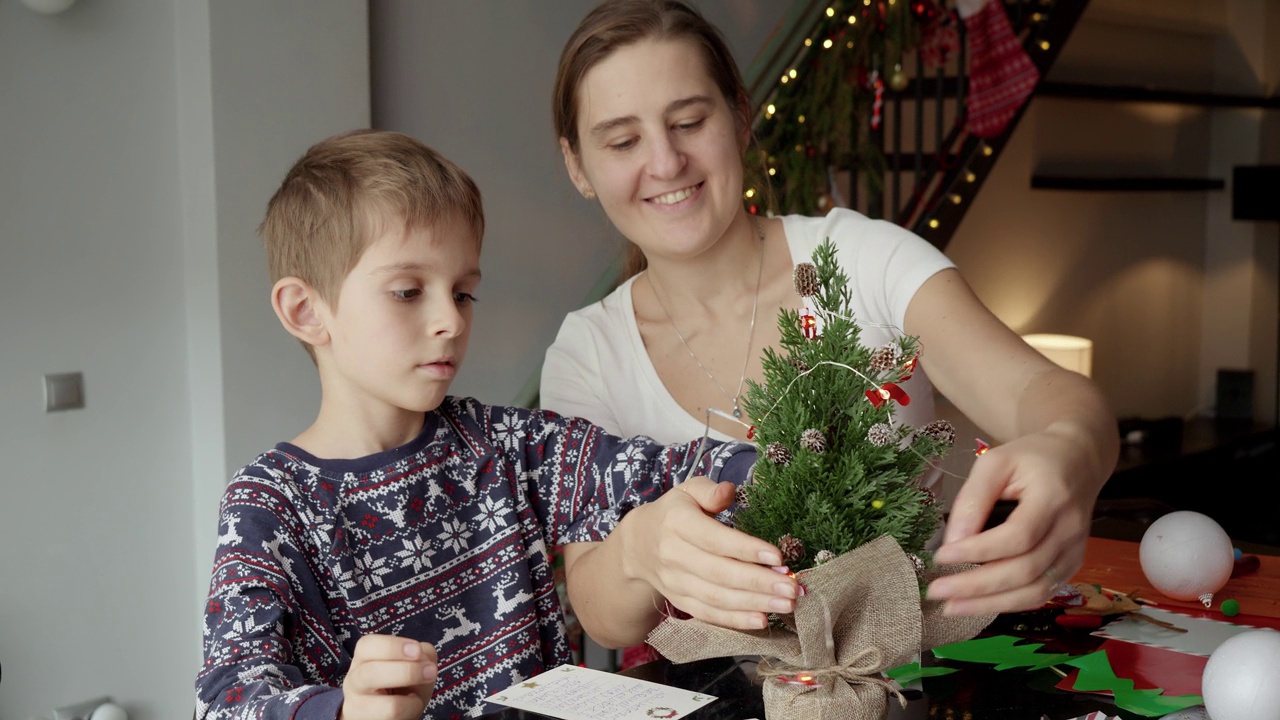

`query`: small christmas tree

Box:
[735,238,954,574]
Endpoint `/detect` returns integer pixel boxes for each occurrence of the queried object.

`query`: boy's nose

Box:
[431,303,465,337]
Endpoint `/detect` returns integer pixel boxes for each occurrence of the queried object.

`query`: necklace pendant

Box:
[732,403,743,418]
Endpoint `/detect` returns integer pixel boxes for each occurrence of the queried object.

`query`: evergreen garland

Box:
[735,238,953,573]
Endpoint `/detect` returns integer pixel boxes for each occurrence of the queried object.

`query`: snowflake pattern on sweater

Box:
[195,396,754,720]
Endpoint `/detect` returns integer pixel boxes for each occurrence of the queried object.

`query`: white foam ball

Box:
[1202,629,1280,720]
[1139,511,1233,606]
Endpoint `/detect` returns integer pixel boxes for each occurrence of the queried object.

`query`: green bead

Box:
[1221,598,1240,617]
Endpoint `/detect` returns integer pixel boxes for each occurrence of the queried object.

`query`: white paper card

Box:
[1091,607,1261,657]
[485,664,717,720]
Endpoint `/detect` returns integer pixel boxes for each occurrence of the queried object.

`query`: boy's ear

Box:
[559,137,595,200]
[271,277,330,348]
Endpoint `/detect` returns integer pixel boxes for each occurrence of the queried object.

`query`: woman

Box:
[542,0,1118,634]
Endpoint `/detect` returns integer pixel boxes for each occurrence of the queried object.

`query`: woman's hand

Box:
[621,476,801,630]
[564,476,801,646]
[925,423,1106,616]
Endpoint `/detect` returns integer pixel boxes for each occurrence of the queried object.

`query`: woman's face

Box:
[562,37,747,263]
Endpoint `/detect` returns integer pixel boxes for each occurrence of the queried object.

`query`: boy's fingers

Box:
[348,658,438,693]
[347,693,428,720]
[353,633,426,661]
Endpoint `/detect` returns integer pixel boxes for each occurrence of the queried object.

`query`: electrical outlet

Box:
[52,697,110,720]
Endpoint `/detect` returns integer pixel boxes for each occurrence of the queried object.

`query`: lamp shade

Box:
[1022,334,1092,377]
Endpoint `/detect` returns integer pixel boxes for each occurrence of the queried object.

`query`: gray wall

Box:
[0,2,367,718]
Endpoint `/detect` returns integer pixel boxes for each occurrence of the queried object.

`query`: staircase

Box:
[746,0,1090,251]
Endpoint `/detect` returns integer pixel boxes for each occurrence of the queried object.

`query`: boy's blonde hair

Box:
[260,129,485,312]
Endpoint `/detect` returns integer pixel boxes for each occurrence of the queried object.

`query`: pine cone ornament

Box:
[792,262,819,297]
[734,484,751,509]
[778,534,805,564]
[765,442,793,466]
[787,355,810,374]
[868,343,903,372]
[908,553,926,574]
[814,549,836,566]
[920,485,939,506]
[920,419,957,445]
[799,428,827,453]
[867,423,895,447]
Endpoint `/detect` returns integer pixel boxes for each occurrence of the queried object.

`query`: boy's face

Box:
[317,214,481,417]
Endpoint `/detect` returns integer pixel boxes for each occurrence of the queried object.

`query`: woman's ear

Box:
[272,277,330,348]
[559,137,596,200]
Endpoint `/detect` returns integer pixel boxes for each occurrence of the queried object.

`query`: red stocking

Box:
[963,0,1039,138]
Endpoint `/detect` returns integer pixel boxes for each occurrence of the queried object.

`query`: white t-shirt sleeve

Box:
[539,309,625,437]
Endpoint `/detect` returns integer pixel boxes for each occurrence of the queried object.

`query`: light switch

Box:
[44,372,85,412]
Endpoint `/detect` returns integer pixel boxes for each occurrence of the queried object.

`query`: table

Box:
[479,535,1279,720]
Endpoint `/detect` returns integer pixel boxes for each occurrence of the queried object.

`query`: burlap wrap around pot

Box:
[647,535,995,720]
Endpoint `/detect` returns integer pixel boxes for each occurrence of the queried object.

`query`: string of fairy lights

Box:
[744,0,1059,238]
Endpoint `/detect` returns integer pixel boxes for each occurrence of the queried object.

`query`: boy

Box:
[194,130,792,720]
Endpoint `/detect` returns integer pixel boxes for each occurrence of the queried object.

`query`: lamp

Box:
[1022,333,1093,377]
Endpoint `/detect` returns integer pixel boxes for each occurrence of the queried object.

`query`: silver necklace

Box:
[646,217,765,419]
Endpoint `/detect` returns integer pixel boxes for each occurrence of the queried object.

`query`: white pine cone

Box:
[814,549,836,565]
[799,428,827,453]
[792,262,819,297]
[867,423,895,446]
[778,534,805,564]
[908,553,926,574]
[868,343,903,373]
[734,484,751,509]
[765,442,792,466]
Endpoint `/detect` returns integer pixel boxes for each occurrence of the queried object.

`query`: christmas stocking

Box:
[960,0,1039,138]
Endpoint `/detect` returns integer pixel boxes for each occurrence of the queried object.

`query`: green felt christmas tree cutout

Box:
[733,238,954,573]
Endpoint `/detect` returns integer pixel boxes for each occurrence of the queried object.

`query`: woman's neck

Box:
[642,212,767,311]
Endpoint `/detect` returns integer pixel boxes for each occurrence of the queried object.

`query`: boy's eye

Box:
[453,292,478,305]
[392,288,421,301]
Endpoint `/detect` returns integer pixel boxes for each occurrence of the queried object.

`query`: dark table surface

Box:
[477,607,1157,720]
[478,515,1247,720]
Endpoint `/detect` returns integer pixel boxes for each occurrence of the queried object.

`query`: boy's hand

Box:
[340,635,437,720]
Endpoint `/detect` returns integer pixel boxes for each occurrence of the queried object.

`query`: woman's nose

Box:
[646,133,686,180]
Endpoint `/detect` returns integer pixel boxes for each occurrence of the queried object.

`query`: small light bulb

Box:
[766,103,776,115]
[768,168,777,176]
[826,7,835,16]
[823,38,833,49]
[982,145,993,156]
[1040,40,1051,51]
[745,188,756,199]
[789,68,797,79]
[847,41,854,48]
[928,219,940,229]
[965,171,977,183]
[804,38,813,47]
[798,115,806,123]
[950,194,962,204]
[848,15,857,24]
[781,75,789,84]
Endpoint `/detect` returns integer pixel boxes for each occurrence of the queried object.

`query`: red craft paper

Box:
[1055,639,1207,697]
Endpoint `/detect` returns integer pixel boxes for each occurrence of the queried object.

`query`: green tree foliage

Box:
[735,239,952,572]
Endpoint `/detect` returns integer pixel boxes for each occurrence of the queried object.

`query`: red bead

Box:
[747,425,756,440]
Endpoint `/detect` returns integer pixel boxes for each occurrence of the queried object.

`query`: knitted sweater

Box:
[195,396,754,720]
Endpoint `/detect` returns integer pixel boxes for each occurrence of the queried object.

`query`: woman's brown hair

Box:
[552,0,754,281]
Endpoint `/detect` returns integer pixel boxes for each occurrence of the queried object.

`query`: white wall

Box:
[370,0,791,406]
[0,2,367,719]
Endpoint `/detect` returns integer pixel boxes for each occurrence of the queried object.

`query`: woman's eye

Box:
[392,288,421,301]
[454,292,479,305]
[608,137,638,151]
[675,119,705,132]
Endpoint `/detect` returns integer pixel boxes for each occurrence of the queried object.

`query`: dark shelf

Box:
[1037,80,1280,109]
[1031,175,1225,192]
